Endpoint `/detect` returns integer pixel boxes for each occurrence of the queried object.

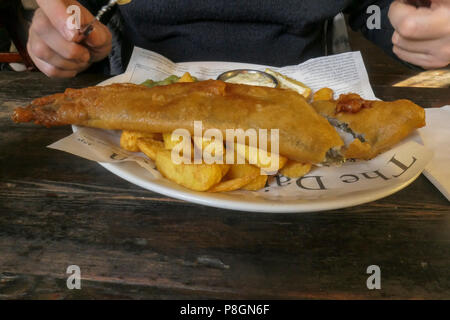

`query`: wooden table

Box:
[0,71,449,300]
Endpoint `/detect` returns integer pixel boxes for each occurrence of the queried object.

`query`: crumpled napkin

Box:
[419,105,450,201]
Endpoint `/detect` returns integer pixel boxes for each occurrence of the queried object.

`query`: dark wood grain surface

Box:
[1,68,449,300]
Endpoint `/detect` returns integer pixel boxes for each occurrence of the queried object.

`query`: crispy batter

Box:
[13,80,344,164]
[312,97,425,159]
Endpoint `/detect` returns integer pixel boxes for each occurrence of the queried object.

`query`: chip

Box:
[280,161,312,178]
[242,175,268,191]
[155,149,224,191]
[136,138,165,161]
[209,164,260,192]
[120,131,162,152]
[313,88,334,102]
[234,143,288,174]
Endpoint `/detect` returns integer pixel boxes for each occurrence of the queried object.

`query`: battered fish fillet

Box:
[12,80,344,164]
[312,94,426,160]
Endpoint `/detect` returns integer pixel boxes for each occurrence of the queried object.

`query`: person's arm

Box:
[346,0,450,69]
[27,0,112,78]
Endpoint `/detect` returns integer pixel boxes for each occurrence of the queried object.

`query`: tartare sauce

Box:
[224,72,277,87]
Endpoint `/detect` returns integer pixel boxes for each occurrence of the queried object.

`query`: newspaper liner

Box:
[48,47,433,201]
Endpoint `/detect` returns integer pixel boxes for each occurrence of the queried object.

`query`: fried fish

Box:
[12,80,344,164]
[312,93,426,160]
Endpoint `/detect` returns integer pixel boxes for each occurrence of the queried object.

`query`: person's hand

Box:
[388,0,450,69]
[27,0,112,78]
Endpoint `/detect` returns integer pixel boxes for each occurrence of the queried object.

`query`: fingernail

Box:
[84,27,98,47]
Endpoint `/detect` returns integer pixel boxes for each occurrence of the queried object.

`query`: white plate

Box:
[72,74,424,213]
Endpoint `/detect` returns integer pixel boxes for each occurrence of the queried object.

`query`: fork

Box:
[79,0,119,38]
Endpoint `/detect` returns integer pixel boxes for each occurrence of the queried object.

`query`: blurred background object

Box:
[0,0,36,70]
[393,70,450,88]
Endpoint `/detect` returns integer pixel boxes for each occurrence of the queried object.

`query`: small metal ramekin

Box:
[216,69,278,88]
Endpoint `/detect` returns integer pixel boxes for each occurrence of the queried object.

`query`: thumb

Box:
[83,21,112,62]
[84,20,112,49]
[36,0,94,41]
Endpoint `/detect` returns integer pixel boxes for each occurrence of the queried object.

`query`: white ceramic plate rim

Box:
[72,73,422,213]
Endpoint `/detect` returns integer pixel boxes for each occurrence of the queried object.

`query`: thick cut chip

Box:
[280,161,312,178]
[209,164,260,192]
[120,130,162,152]
[242,175,268,191]
[234,143,288,173]
[208,175,257,192]
[162,132,194,162]
[313,88,334,102]
[220,165,231,177]
[193,136,224,161]
[155,149,224,191]
[163,132,183,150]
[226,164,260,180]
[136,138,165,161]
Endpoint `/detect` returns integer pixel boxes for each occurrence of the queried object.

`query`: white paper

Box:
[419,106,450,201]
[47,47,433,201]
[48,127,162,178]
[125,47,376,99]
